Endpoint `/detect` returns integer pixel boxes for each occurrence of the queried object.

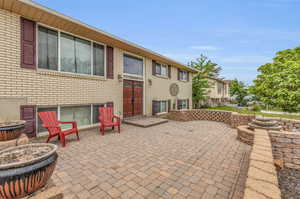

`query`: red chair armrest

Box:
[113,115,121,123]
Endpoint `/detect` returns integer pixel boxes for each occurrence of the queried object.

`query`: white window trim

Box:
[36,23,107,79]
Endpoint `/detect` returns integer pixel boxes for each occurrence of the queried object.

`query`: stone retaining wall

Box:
[269,131,300,169]
[237,126,254,146]
[244,129,281,199]
[167,109,254,128]
[168,109,300,131]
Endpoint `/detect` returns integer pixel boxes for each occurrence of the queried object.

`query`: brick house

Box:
[0,0,196,136]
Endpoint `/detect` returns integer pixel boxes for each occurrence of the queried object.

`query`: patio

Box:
[36,120,251,199]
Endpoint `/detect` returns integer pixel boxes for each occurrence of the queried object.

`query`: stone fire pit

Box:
[0,143,58,199]
[0,120,26,141]
[248,116,282,131]
[237,116,283,145]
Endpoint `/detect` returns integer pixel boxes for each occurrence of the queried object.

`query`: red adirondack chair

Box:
[38,111,79,147]
[99,107,121,135]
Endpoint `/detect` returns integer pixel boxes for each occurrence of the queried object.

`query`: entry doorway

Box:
[123,80,143,118]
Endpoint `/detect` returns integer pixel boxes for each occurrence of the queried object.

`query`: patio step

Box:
[123,117,168,128]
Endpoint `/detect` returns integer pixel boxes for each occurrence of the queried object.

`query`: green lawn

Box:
[207,106,300,120]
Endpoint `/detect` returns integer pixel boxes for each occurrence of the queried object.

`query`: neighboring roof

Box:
[1,0,197,73]
[206,76,229,84]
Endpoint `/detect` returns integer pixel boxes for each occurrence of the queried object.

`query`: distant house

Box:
[203,77,230,107]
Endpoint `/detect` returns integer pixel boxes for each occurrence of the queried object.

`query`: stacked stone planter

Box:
[0,143,58,199]
[0,120,29,150]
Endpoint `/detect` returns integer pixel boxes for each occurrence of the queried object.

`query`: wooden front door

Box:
[123,80,143,118]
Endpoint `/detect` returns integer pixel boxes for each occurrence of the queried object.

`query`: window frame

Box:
[156,100,168,114]
[123,52,145,78]
[36,23,107,78]
[179,70,188,81]
[155,62,168,77]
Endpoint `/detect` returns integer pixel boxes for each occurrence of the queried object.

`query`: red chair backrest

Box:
[99,107,113,124]
[38,111,61,135]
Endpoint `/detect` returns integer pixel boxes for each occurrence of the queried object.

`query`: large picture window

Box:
[178,99,188,110]
[61,33,91,75]
[61,106,91,128]
[124,54,143,76]
[38,26,58,70]
[38,26,105,77]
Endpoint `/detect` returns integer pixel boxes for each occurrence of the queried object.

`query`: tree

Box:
[192,72,211,108]
[189,55,220,107]
[230,79,249,106]
[188,54,222,77]
[250,46,300,112]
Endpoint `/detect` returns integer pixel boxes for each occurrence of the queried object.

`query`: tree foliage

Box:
[189,54,222,77]
[250,46,300,112]
[230,79,249,106]
[189,55,221,107]
[192,73,210,108]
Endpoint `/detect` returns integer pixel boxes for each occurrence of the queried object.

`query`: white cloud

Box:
[190,45,222,51]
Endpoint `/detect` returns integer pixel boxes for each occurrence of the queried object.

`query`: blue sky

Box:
[33,0,300,84]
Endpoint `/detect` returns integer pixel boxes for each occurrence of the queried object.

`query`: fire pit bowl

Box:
[0,143,58,199]
[0,120,26,141]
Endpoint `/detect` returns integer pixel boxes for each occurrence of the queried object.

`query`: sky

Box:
[33,0,300,84]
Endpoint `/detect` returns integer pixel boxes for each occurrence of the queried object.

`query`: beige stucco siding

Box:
[145,59,192,115]
[206,78,229,99]
[0,9,123,115]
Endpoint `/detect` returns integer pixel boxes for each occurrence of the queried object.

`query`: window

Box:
[93,43,105,76]
[60,106,91,128]
[38,26,58,70]
[217,82,223,95]
[179,70,188,81]
[38,26,105,77]
[159,101,167,113]
[124,54,143,76]
[92,104,105,124]
[61,33,91,74]
[155,63,167,76]
[178,99,188,110]
[37,107,58,133]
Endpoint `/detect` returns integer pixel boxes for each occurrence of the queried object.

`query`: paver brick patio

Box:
[36,120,251,199]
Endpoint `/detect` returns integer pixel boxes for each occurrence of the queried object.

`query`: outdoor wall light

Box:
[148,79,152,86]
[118,74,123,82]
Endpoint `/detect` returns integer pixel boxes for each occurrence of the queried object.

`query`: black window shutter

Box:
[168,100,171,112]
[187,99,190,109]
[21,18,36,69]
[152,60,156,76]
[20,105,36,137]
[106,46,114,79]
[168,65,171,79]
[178,69,180,80]
[187,72,190,81]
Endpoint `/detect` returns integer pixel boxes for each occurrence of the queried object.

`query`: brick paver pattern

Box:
[44,121,251,199]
